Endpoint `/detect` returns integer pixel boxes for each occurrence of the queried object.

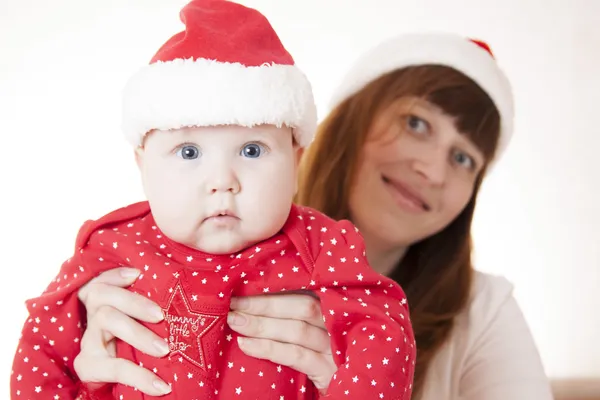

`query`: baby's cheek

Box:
[247,201,291,240]
[149,196,199,241]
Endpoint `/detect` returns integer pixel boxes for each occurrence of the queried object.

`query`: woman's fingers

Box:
[75,305,172,396]
[78,273,164,324]
[74,354,172,396]
[227,312,331,354]
[73,267,172,396]
[230,293,325,328]
[78,267,141,301]
[82,305,170,358]
[236,337,336,392]
[229,294,335,391]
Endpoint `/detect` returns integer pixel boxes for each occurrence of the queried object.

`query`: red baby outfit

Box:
[11,202,415,399]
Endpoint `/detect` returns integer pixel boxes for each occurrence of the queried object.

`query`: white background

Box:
[1,0,598,395]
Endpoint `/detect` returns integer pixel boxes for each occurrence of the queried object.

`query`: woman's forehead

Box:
[391,96,440,113]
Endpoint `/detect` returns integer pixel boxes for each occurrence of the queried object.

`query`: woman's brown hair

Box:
[295,65,501,397]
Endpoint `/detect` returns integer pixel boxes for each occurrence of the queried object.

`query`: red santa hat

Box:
[328,32,515,163]
[122,0,316,148]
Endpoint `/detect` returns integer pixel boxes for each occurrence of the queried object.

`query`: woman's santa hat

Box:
[328,32,515,161]
[122,0,316,148]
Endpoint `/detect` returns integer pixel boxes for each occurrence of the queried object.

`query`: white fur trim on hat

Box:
[122,58,317,148]
[328,32,515,163]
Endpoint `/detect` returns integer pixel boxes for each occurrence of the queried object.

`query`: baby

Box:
[10,1,416,399]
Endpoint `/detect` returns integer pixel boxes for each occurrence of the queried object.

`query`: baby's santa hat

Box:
[328,32,515,163]
[122,0,316,148]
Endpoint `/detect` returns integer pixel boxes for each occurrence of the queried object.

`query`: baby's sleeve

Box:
[311,220,416,400]
[10,221,123,400]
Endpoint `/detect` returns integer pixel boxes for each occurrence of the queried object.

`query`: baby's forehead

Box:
[180,124,289,135]
[147,124,293,144]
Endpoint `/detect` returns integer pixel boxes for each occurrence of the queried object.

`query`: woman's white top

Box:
[419,272,554,400]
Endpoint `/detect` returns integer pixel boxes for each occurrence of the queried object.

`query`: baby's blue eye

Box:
[241,143,263,158]
[177,145,200,160]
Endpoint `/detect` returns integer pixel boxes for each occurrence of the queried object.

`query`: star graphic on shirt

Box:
[162,282,222,370]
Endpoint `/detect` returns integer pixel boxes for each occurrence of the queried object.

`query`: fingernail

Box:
[237,336,253,349]
[227,312,246,326]
[153,379,171,394]
[230,297,249,310]
[153,338,170,356]
[150,306,164,322]
[120,267,140,278]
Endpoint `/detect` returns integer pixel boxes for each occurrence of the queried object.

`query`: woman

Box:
[72,33,553,399]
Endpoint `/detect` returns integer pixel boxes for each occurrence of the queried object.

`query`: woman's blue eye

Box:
[241,143,263,158]
[453,150,474,169]
[406,115,429,135]
[177,145,200,160]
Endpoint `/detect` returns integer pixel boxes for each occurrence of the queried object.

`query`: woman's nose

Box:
[411,148,448,186]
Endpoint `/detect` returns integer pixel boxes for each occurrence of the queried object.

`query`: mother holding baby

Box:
[5,0,553,394]
[72,30,554,399]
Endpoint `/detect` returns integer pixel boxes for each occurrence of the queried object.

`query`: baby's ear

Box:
[134,146,145,170]
[295,146,304,166]
[293,145,304,195]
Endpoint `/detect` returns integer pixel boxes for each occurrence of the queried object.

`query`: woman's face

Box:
[349,96,486,254]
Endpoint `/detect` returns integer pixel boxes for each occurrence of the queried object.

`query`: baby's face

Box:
[135,125,299,254]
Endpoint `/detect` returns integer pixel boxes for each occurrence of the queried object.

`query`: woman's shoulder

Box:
[469,271,514,314]
[456,270,515,338]
[422,272,553,399]
[471,270,514,299]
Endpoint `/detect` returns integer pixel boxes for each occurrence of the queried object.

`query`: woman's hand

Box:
[227,293,336,392]
[73,268,337,395]
[73,267,173,396]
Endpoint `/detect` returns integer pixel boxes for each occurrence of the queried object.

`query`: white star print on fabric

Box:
[11,202,415,399]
